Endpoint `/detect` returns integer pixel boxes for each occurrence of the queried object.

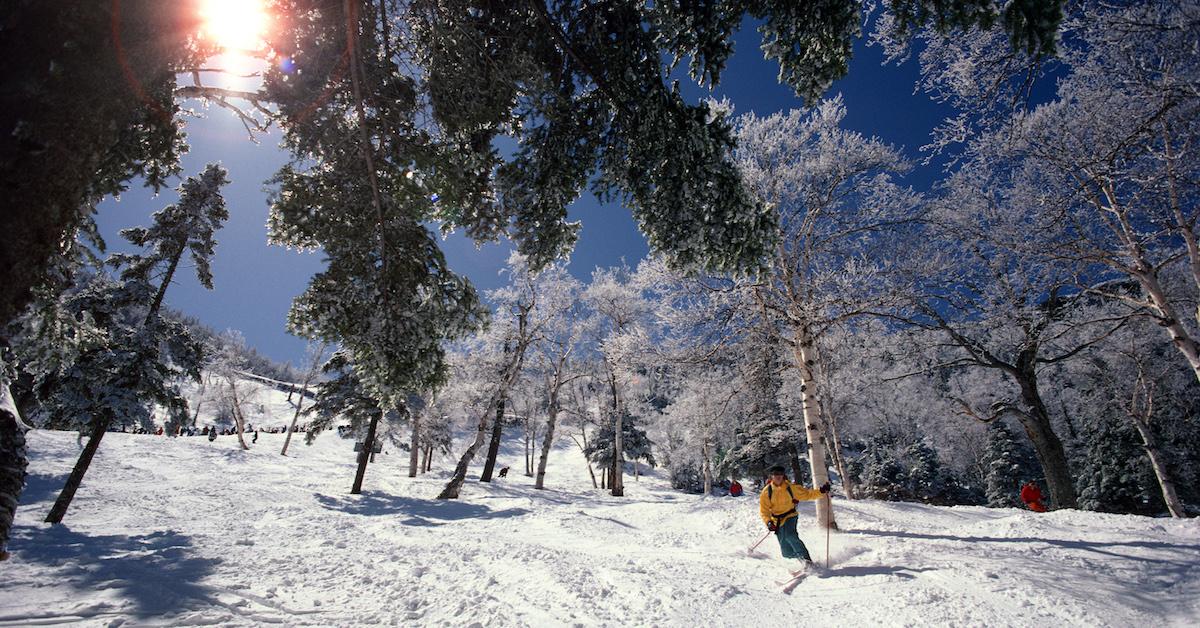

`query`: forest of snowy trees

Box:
[1,0,1198,562]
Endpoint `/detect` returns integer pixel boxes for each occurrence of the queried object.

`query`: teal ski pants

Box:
[775,516,812,561]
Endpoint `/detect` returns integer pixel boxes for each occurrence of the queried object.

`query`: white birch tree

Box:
[729,99,920,528]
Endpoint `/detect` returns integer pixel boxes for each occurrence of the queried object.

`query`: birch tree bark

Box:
[791,329,837,529]
[1125,360,1187,518]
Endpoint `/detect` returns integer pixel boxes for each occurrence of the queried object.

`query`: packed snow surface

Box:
[5,429,1199,627]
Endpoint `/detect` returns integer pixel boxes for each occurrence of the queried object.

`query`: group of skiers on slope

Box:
[751,467,1049,569]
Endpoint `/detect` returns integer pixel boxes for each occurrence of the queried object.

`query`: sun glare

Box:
[200,0,268,52]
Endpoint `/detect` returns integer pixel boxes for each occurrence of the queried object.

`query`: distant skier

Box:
[1020,481,1047,512]
[207,428,217,442]
[759,465,830,566]
[498,466,509,478]
[729,480,743,497]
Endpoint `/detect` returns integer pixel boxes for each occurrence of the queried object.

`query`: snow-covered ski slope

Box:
[5,429,1198,627]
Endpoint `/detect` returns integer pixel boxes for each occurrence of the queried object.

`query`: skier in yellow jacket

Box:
[759,465,830,565]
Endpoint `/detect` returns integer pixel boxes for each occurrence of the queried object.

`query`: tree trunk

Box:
[790,449,805,485]
[607,366,624,497]
[825,407,856,500]
[576,427,599,488]
[145,243,183,325]
[1012,372,1077,509]
[281,347,324,456]
[523,419,532,476]
[702,440,713,495]
[1104,188,1200,384]
[1,386,30,556]
[46,414,111,524]
[439,397,499,499]
[480,395,506,482]
[790,328,837,529]
[228,381,250,451]
[408,410,420,478]
[350,409,381,494]
[535,387,562,489]
[1130,414,1187,518]
[279,394,307,456]
[422,444,432,473]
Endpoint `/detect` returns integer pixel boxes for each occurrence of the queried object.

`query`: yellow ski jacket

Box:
[759,480,824,525]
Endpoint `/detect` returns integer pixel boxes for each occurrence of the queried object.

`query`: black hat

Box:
[767,465,786,476]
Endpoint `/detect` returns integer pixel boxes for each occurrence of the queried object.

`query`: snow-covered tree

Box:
[305,352,385,445]
[980,420,1038,508]
[584,264,655,496]
[24,164,228,523]
[209,331,260,450]
[1055,313,1200,518]
[897,0,1200,385]
[717,326,802,484]
[889,154,1151,510]
[0,379,30,560]
[525,263,586,489]
[268,11,486,493]
[281,342,327,456]
[729,99,920,527]
[438,254,557,498]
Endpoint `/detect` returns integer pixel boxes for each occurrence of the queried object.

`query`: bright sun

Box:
[200,0,268,52]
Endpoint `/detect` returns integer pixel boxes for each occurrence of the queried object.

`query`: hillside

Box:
[3,428,1198,627]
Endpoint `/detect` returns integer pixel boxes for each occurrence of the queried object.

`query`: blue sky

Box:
[95,23,951,367]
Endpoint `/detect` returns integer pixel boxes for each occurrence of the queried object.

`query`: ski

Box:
[776,570,807,593]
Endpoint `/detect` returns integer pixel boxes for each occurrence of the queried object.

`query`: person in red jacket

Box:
[729,480,743,497]
[1020,481,1048,512]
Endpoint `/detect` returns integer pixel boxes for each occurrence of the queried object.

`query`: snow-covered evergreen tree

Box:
[1076,413,1162,516]
[305,352,386,446]
[22,164,228,523]
[847,433,908,502]
[719,327,801,483]
[980,420,1037,508]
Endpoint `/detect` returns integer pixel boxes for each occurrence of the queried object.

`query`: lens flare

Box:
[200,0,268,52]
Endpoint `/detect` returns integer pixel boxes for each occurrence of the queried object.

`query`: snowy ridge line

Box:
[231,370,316,400]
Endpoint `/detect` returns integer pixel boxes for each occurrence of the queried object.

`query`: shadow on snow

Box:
[8,522,221,619]
[16,471,71,508]
[846,528,1200,570]
[313,490,529,526]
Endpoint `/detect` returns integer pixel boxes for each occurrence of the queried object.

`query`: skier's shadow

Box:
[10,523,220,618]
[820,564,929,579]
[314,491,530,526]
[846,529,1200,567]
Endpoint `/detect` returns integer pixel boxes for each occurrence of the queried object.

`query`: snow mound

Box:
[4,429,1198,626]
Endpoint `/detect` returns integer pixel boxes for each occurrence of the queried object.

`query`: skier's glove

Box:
[767,521,778,532]
[819,482,831,494]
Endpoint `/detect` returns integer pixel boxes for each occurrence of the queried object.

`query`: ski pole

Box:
[747,530,771,555]
[825,495,831,568]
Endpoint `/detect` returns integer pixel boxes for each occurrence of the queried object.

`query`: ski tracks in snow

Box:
[6,430,1200,626]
